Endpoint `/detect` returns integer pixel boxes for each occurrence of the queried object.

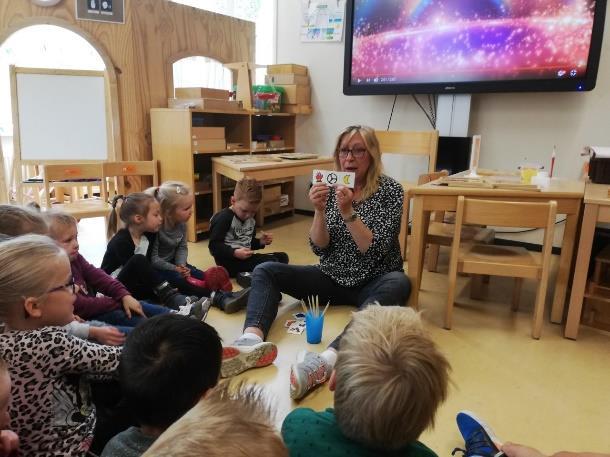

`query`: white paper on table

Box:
[312,169,355,188]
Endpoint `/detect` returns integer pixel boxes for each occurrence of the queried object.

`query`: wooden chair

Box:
[445,197,557,339]
[42,162,112,221]
[375,130,439,257]
[102,160,159,199]
[413,171,495,272]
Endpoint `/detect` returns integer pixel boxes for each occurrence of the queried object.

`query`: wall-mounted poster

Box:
[301,0,346,42]
[76,0,124,24]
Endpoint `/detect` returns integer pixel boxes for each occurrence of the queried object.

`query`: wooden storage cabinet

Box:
[151,108,296,242]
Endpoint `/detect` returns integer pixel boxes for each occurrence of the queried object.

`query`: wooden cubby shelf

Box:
[151,108,297,241]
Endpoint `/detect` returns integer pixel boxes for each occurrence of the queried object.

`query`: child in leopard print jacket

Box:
[0,235,122,457]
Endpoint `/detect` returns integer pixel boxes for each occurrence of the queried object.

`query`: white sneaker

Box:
[220,336,277,378]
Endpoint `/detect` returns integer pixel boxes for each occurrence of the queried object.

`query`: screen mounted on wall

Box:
[343,0,607,95]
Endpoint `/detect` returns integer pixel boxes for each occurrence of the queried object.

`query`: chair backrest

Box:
[376,130,439,173]
[459,198,557,229]
[417,170,449,186]
[102,160,158,196]
[42,162,106,207]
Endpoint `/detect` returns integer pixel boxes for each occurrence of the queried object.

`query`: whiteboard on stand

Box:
[11,66,110,163]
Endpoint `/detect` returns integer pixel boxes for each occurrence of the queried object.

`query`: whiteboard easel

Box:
[10,66,114,203]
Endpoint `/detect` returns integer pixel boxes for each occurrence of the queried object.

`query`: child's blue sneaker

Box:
[452,410,503,457]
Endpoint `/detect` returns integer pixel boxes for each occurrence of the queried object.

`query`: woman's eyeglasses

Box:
[44,278,76,295]
[338,147,367,158]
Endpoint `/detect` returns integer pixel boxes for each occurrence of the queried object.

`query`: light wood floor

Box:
[80,215,610,455]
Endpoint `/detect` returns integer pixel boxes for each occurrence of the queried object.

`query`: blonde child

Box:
[0,235,122,456]
[46,211,171,332]
[282,305,450,456]
[0,205,125,346]
[209,178,289,287]
[142,382,288,457]
[0,359,19,457]
[102,193,201,310]
[150,181,250,313]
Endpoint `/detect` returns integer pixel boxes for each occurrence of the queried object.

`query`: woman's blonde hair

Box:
[333,125,383,200]
[334,305,450,450]
[0,234,67,320]
[147,181,192,230]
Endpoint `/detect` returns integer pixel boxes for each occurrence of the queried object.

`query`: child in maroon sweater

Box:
[47,212,170,331]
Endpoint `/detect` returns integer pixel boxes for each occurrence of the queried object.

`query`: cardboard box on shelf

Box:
[267,64,308,76]
[168,98,242,111]
[192,138,227,152]
[192,127,225,139]
[175,87,230,100]
[263,185,281,202]
[275,85,311,105]
[263,200,282,216]
[265,73,309,85]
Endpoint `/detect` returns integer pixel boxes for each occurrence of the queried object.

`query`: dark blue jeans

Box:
[93,301,170,331]
[244,262,411,350]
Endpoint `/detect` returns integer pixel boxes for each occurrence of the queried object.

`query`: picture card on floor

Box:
[312,170,355,188]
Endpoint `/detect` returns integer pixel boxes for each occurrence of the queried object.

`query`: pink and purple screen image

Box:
[351,0,597,84]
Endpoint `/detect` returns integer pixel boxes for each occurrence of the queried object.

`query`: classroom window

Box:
[173,56,232,91]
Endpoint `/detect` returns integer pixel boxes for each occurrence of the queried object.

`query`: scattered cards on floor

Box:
[312,169,355,188]
[285,313,306,334]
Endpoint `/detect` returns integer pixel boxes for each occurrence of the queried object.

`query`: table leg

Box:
[550,208,580,323]
[212,167,221,214]
[407,196,429,310]
[564,203,598,339]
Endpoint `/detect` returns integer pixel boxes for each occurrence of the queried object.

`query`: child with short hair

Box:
[102,193,199,310]
[142,382,288,457]
[101,313,222,457]
[0,235,122,456]
[0,205,125,346]
[0,359,19,457]
[46,211,171,331]
[150,181,250,313]
[209,178,289,286]
[282,305,450,456]
[0,203,47,237]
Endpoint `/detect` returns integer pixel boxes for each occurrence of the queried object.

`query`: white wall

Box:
[278,2,610,214]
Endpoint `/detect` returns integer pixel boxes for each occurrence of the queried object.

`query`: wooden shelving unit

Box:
[151,108,297,241]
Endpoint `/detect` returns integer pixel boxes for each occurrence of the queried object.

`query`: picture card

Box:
[312,169,355,188]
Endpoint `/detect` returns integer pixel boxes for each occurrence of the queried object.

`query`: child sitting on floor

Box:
[208,177,289,287]
[142,382,288,457]
[101,313,222,457]
[46,211,172,332]
[0,235,122,456]
[103,192,199,310]
[0,204,125,346]
[282,305,451,457]
[149,181,250,313]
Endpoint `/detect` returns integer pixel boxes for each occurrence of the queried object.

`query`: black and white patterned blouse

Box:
[310,174,404,287]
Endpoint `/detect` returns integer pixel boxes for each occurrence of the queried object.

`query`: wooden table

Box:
[408,176,585,324]
[211,154,334,215]
[565,183,610,339]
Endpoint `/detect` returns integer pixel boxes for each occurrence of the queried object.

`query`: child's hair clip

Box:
[176,186,183,194]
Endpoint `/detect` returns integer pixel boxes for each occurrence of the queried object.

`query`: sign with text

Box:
[76,0,124,24]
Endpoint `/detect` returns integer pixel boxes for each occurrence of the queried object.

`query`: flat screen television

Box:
[343,0,607,95]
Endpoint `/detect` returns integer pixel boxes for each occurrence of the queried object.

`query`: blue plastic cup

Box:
[305,312,324,344]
